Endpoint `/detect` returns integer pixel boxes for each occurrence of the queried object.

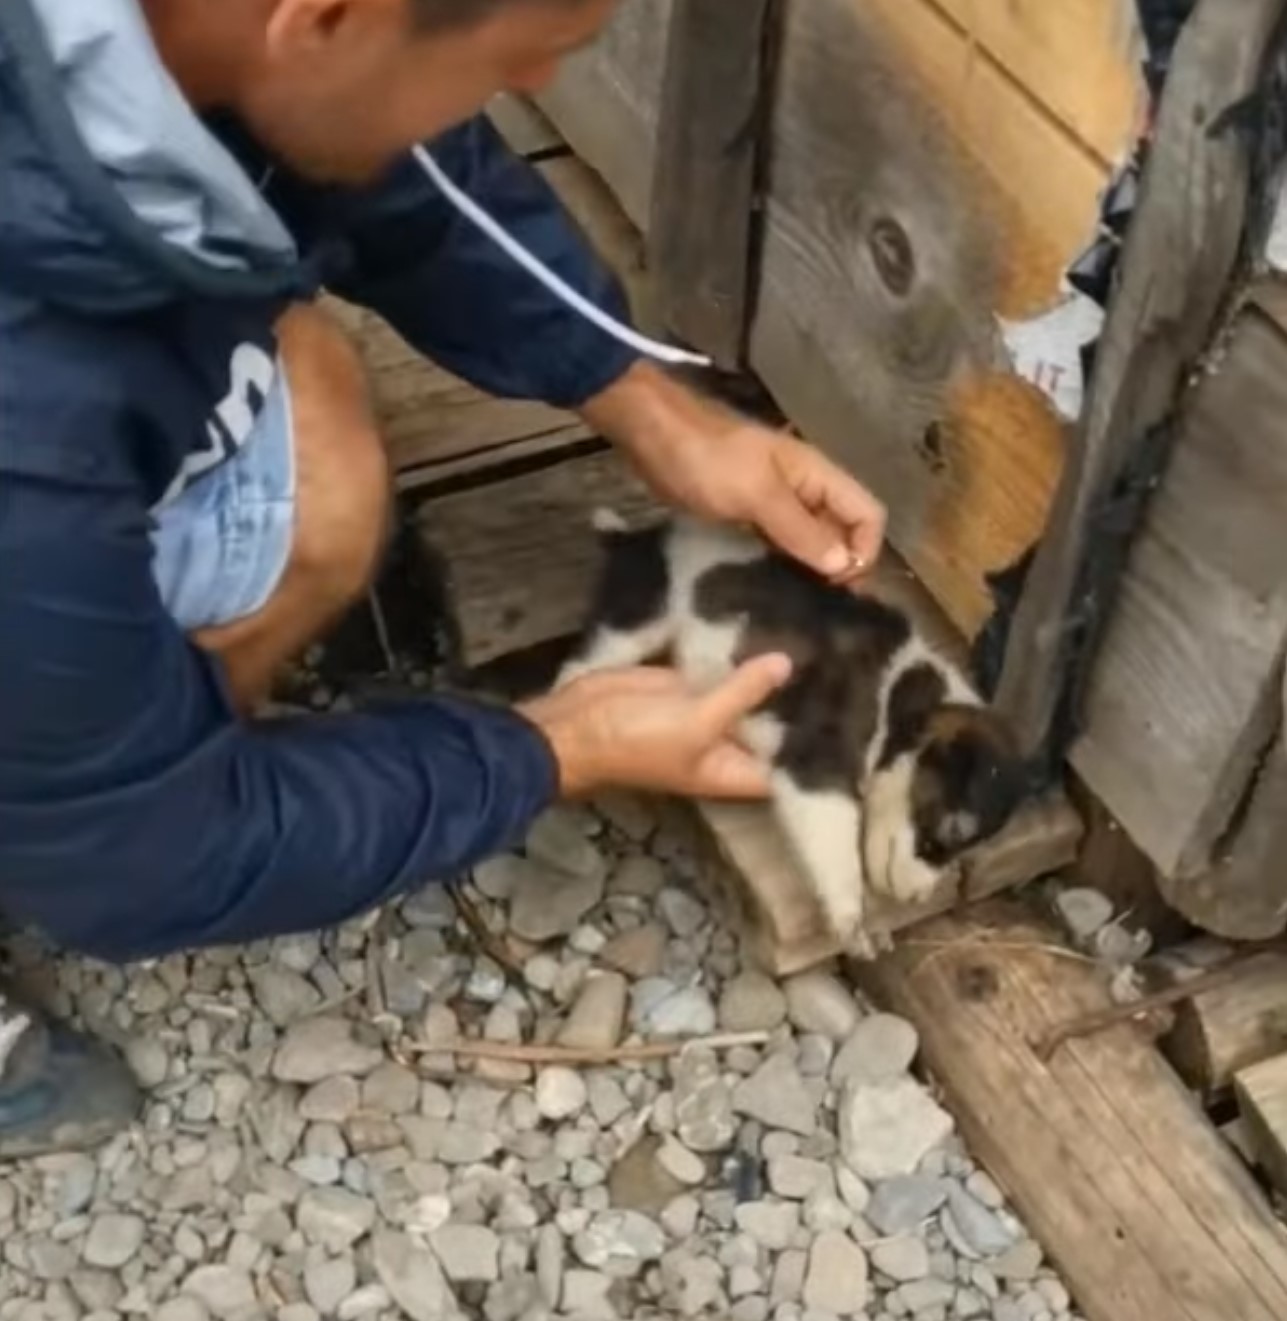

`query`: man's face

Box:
[239,0,616,182]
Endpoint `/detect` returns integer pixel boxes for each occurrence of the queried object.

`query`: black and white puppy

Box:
[555,514,1026,955]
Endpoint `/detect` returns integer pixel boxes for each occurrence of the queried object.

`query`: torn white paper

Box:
[999,287,1105,423]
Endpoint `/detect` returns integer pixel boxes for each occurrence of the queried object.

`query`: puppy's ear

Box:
[879,663,947,767]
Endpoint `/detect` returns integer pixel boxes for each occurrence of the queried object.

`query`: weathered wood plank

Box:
[1237,1053,1287,1197]
[648,0,775,366]
[1070,290,1287,884]
[486,93,563,158]
[538,0,1141,639]
[861,903,1287,1321]
[705,792,1081,976]
[996,0,1287,761]
[1166,951,1287,1093]
[413,450,661,667]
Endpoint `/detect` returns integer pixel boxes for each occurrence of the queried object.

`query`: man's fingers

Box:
[698,653,792,735]
[755,483,856,579]
[783,443,887,577]
[690,742,774,799]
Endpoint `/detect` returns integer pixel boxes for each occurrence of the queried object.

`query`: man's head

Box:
[143,0,615,182]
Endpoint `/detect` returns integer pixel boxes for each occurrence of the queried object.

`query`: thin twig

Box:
[901,938,1096,966]
[1033,947,1283,1061]
[448,881,525,979]
[408,1030,770,1068]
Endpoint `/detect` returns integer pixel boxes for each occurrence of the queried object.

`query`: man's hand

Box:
[519,654,792,799]
[580,362,887,583]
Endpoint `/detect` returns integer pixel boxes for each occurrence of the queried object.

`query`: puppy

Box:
[555,514,1026,955]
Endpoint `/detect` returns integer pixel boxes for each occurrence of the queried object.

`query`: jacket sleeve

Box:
[0,461,558,963]
[319,114,640,409]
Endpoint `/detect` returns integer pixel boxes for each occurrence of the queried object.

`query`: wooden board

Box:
[413,449,661,666]
[487,93,564,158]
[648,0,775,366]
[1237,1053,1287,1198]
[705,792,1082,976]
[996,0,1287,765]
[1166,952,1287,1093]
[1069,287,1287,886]
[861,903,1287,1321]
[537,0,1144,640]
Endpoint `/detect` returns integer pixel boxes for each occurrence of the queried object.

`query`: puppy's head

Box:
[863,663,1026,905]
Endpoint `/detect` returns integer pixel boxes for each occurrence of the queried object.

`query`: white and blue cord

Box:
[412,144,711,369]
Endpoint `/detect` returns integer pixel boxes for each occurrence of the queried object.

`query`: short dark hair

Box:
[409,0,582,31]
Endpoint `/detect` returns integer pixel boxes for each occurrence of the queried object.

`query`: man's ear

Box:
[878,662,946,767]
[265,0,403,59]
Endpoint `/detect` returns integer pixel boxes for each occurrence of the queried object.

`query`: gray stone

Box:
[573,1211,667,1277]
[655,1138,705,1187]
[1053,887,1114,944]
[733,1054,818,1137]
[42,1155,98,1218]
[561,1269,617,1315]
[535,1067,588,1121]
[965,1171,1005,1210]
[536,1223,564,1309]
[595,791,656,842]
[803,1232,869,1316]
[432,1224,501,1283]
[658,888,707,939]
[402,884,458,927]
[661,1250,726,1315]
[250,966,321,1026]
[992,1241,1043,1283]
[632,980,716,1039]
[126,1037,170,1088]
[838,1079,954,1181]
[598,924,667,980]
[373,1228,459,1321]
[784,973,861,1041]
[82,1214,145,1269]
[893,1279,955,1314]
[1035,1278,1071,1314]
[954,1286,990,1319]
[362,1062,420,1116]
[660,1194,701,1240]
[772,1250,808,1305]
[297,1187,377,1252]
[832,1015,919,1086]
[868,1177,949,1235]
[796,1034,835,1078]
[871,1237,930,1283]
[510,867,604,943]
[473,854,528,902]
[767,1155,832,1200]
[942,1184,1016,1257]
[803,1190,853,1234]
[156,1301,212,1321]
[607,1137,685,1216]
[587,1073,631,1128]
[272,1017,384,1084]
[526,806,607,881]
[279,1306,321,1321]
[835,1167,870,1216]
[733,1298,772,1321]
[673,1050,736,1153]
[735,1201,801,1251]
[719,972,788,1034]
[558,973,628,1051]
[180,1265,257,1320]
[305,1256,357,1313]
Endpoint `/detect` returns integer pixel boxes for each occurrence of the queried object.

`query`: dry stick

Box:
[449,880,526,979]
[1033,946,1284,1061]
[409,1030,771,1068]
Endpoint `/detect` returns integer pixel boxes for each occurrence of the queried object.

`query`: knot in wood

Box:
[868,216,915,295]
[955,960,1000,1003]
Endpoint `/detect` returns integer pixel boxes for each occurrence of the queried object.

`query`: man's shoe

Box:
[0,986,142,1161]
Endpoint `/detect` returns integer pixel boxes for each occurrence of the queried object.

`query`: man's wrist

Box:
[515,695,594,799]
[579,360,724,458]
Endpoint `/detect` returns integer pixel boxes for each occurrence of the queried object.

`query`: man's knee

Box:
[281,303,393,607]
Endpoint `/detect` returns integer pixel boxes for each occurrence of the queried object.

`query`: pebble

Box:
[673,1050,737,1153]
[472,854,528,901]
[180,1265,257,1319]
[536,1223,564,1308]
[562,1269,617,1314]
[838,1078,955,1181]
[720,971,788,1033]
[633,981,717,1038]
[871,1237,931,1283]
[965,1171,1005,1210]
[992,1241,1044,1282]
[297,1187,377,1252]
[609,1136,686,1215]
[305,1257,356,1313]
[803,1232,870,1316]
[272,1017,385,1084]
[658,887,708,938]
[609,854,667,898]
[536,1067,589,1121]
[663,1250,726,1314]
[598,923,667,979]
[558,973,628,1051]
[509,867,604,943]
[373,1228,458,1321]
[249,965,321,1026]
[526,806,607,881]
[1053,887,1114,943]
[656,1138,706,1187]
[942,1183,1017,1257]
[891,1278,955,1313]
[734,1053,818,1137]
[587,1072,631,1128]
[783,973,861,1041]
[735,1201,801,1252]
[1036,1277,1071,1314]
[81,1215,145,1270]
[573,1210,667,1277]
[661,1194,701,1240]
[156,1301,212,1321]
[767,1156,832,1200]
[831,1014,919,1086]
[868,1177,950,1236]
[431,1224,501,1283]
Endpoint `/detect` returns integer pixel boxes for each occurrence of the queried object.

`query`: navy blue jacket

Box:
[0,0,637,960]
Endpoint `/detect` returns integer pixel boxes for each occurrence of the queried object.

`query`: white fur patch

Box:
[863,752,940,905]
[556,619,674,688]
[770,770,866,944]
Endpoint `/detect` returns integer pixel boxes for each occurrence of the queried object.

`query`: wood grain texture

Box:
[538,0,1141,639]
[413,450,660,666]
[1071,291,1287,884]
[649,0,775,366]
[1237,1053,1287,1198]
[996,0,1287,761]
[1166,952,1287,1093]
[861,903,1287,1321]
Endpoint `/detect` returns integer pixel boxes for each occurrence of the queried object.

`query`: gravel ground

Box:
[0,795,1082,1321]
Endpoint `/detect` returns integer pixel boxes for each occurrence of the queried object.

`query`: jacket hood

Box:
[0,0,306,313]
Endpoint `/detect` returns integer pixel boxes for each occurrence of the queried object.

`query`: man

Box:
[0,0,886,1159]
